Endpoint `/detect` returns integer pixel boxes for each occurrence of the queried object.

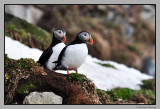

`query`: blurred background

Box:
[5,5,155,76]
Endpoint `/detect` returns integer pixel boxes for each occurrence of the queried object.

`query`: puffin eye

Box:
[59,31,61,34]
[84,34,87,36]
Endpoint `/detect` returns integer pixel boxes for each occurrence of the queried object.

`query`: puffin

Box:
[53,31,93,74]
[37,29,66,70]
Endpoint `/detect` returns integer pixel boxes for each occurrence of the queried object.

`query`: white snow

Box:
[5,36,42,61]
[5,36,153,91]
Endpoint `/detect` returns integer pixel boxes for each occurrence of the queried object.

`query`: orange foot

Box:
[67,69,70,75]
[75,69,78,74]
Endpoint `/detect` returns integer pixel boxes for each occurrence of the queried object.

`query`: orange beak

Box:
[90,36,93,44]
[63,35,66,42]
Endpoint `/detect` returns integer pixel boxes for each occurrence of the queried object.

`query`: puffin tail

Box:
[53,67,57,70]
[52,61,58,63]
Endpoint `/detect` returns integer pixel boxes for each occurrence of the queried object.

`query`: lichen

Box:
[5,73,10,84]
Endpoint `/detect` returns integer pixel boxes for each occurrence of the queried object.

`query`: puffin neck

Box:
[70,36,85,45]
[50,35,62,47]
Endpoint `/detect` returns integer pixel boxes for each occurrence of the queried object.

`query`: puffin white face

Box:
[78,31,93,44]
[54,29,66,42]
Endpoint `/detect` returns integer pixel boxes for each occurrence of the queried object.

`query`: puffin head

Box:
[54,29,66,42]
[78,31,93,44]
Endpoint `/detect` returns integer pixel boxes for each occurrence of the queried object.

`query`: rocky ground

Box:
[5,55,155,104]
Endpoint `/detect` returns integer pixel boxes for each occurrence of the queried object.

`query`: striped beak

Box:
[90,36,93,44]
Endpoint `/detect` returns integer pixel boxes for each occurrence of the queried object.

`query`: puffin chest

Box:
[46,43,65,70]
[62,44,88,69]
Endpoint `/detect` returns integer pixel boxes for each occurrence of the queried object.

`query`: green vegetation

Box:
[5,54,40,72]
[116,88,134,100]
[129,44,137,51]
[6,24,15,30]
[107,22,119,29]
[96,79,155,104]
[16,58,38,69]
[69,73,87,82]
[120,54,127,61]
[18,29,28,39]
[5,13,51,49]
[95,62,117,69]
[106,89,119,101]
[5,54,11,66]
[141,79,155,90]
[97,88,118,104]
[17,81,37,97]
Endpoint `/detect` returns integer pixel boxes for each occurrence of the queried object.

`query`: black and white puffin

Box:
[53,31,93,74]
[37,29,66,70]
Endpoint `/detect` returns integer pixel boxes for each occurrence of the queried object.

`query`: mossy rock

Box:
[141,79,155,90]
[5,13,51,49]
[69,73,88,82]
[17,80,37,98]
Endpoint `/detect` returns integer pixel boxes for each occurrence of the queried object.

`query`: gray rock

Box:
[5,5,43,24]
[23,92,62,104]
[141,56,155,77]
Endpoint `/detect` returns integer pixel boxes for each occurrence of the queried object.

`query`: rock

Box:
[5,5,43,24]
[23,92,62,104]
[141,56,155,76]
[141,5,155,26]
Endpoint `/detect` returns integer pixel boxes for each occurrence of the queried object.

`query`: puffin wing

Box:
[37,47,53,66]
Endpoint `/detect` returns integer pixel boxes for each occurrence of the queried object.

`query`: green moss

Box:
[5,13,51,49]
[141,79,155,90]
[95,62,117,69]
[104,79,155,104]
[116,88,134,100]
[129,45,137,51]
[18,81,37,97]
[120,54,127,61]
[140,79,155,104]
[106,89,118,101]
[16,58,39,69]
[5,54,11,67]
[97,89,106,98]
[139,90,155,104]
[18,29,28,39]
[6,24,15,30]
[69,73,87,82]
